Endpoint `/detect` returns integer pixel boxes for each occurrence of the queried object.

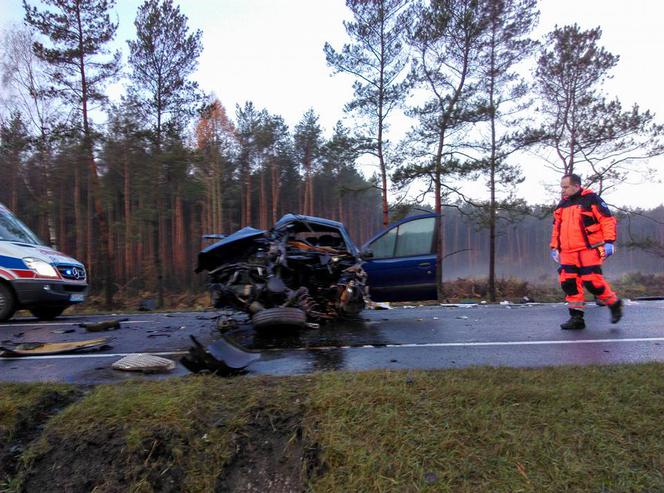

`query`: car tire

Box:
[0,283,17,322]
[251,307,306,329]
[29,306,66,321]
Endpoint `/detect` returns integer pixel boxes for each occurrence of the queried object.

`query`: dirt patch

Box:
[215,408,317,493]
[17,426,193,493]
[0,388,83,486]
[11,383,318,492]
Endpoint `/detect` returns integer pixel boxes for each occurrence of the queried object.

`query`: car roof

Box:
[274,213,346,230]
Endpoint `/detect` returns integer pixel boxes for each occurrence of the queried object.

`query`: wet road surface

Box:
[1,300,664,383]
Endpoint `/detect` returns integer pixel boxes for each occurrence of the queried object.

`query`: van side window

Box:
[394,217,435,257]
[369,228,397,258]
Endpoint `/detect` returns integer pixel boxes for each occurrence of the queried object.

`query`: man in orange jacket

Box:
[550,173,623,329]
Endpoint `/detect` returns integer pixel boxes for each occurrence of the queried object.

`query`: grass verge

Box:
[2,364,664,491]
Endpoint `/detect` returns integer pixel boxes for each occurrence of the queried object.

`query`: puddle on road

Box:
[221,318,391,373]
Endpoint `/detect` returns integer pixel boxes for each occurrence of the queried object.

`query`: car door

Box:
[362,216,437,301]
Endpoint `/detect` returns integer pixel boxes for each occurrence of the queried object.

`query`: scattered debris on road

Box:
[112,354,176,373]
[0,337,109,357]
[51,329,76,334]
[216,315,239,333]
[79,319,128,332]
[181,335,260,376]
[368,301,392,310]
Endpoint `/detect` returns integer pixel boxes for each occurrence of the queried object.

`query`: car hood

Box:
[196,226,266,273]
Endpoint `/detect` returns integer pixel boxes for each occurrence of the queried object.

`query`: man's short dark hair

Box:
[562,173,582,186]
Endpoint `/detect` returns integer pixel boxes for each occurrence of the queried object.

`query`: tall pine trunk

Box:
[123,152,132,282]
[271,159,280,223]
[259,168,268,229]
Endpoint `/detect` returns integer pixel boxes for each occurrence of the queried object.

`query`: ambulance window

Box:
[0,209,42,245]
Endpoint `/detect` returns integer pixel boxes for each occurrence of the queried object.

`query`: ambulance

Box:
[0,203,88,321]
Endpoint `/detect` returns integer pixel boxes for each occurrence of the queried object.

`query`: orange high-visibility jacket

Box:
[550,188,617,253]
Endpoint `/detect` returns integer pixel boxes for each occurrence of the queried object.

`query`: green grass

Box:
[0,383,76,441]
[3,364,664,491]
[12,375,308,492]
[305,365,664,492]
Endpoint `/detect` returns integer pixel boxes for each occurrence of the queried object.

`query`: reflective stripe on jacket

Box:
[550,188,617,253]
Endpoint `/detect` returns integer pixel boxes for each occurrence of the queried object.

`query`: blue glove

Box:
[550,249,560,263]
[604,243,614,257]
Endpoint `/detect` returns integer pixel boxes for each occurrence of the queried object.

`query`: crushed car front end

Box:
[196,214,368,325]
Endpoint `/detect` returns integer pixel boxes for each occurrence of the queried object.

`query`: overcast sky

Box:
[2,0,663,208]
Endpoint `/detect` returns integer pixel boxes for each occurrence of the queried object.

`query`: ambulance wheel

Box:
[29,306,66,321]
[0,283,17,322]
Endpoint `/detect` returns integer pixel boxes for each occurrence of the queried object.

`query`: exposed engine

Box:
[197,215,368,322]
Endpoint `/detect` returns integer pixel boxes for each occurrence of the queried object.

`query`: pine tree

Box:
[128,0,203,151]
[128,0,203,306]
[476,0,539,301]
[235,102,261,226]
[396,0,488,300]
[24,0,121,306]
[325,0,410,227]
[320,122,361,222]
[535,24,664,192]
[0,113,30,213]
[294,110,323,216]
[195,98,238,236]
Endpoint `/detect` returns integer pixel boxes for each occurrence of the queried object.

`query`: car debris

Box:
[0,337,109,357]
[51,329,76,334]
[216,315,239,333]
[138,299,157,311]
[79,318,128,332]
[181,335,261,376]
[112,354,176,373]
[367,301,392,310]
[196,214,369,328]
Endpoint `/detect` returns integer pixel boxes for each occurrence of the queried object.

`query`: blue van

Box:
[0,203,88,321]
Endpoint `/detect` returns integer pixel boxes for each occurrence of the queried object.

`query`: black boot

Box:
[609,299,623,324]
[561,309,585,330]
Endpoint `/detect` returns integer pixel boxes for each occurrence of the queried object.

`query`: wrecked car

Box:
[196,214,368,327]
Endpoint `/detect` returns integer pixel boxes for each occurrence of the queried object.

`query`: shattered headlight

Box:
[23,257,59,278]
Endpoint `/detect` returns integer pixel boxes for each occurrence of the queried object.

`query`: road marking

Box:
[276,336,664,351]
[3,337,664,362]
[0,320,151,328]
[0,351,188,361]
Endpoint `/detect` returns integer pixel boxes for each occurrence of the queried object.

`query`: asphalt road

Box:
[1,299,664,384]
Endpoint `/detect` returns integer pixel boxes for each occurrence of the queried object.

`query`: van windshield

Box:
[0,207,43,245]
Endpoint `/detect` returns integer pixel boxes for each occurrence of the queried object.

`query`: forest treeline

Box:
[1,0,663,306]
[0,102,384,294]
[436,205,664,281]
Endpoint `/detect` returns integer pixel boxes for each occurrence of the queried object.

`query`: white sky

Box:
[1,0,663,208]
